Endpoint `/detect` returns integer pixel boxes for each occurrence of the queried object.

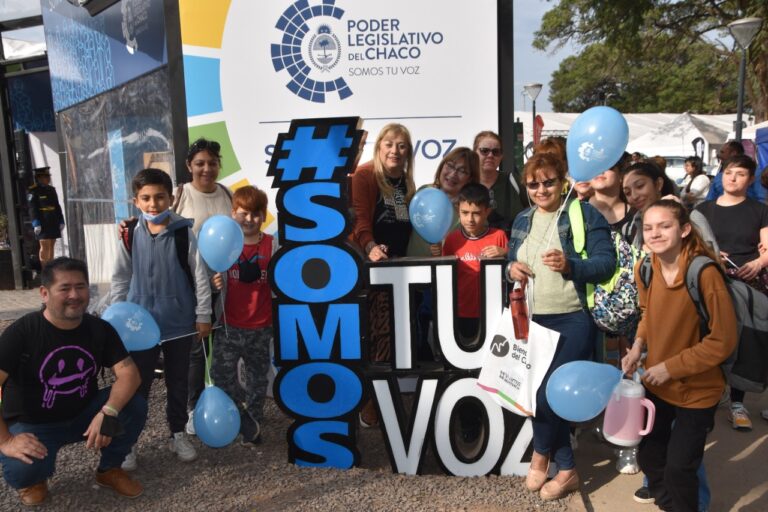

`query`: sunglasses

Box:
[525,178,559,190]
[188,139,221,160]
[477,147,502,157]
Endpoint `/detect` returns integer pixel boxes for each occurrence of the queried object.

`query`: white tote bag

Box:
[477,295,560,417]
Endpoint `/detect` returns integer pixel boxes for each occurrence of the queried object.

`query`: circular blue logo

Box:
[271,0,352,103]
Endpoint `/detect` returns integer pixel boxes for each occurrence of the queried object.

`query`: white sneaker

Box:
[762,409,768,421]
[121,447,138,471]
[170,432,198,462]
[728,403,753,431]
[185,411,196,436]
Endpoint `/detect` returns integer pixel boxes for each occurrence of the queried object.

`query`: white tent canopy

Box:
[726,119,768,142]
[626,112,727,163]
[515,111,740,165]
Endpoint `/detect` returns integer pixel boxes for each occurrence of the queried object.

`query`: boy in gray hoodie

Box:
[111,168,211,469]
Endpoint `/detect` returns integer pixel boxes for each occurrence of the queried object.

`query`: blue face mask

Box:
[142,210,171,224]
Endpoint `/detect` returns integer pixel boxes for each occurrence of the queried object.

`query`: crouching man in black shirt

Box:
[0,257,147,506]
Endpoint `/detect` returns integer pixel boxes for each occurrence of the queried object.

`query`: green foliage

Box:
[549,36,739,113]
[536,0,768,118]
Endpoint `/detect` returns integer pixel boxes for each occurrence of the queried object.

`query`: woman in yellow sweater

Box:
[622,199,737,512]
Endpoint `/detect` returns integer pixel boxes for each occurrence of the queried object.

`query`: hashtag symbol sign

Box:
[269,118,361,184]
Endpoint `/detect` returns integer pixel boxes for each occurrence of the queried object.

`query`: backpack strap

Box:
[638,254,652,289]
[121,218,139,255]
[218,183,233,201]
[174,227,195,290]
[566,199,597,307]
[685,255,722,338]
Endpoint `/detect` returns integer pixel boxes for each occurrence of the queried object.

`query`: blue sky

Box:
[513,0,578,113]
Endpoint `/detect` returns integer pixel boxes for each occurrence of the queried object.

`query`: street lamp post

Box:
[523,83,543,145]
[727,17,763,142]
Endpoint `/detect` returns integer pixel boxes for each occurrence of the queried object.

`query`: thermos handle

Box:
[638,398,655,436]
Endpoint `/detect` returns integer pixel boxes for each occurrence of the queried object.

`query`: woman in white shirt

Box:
[680,156,710,210]
[174,138,233,435]
[173,139,233,235]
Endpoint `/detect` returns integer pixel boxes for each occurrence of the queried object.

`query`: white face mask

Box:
[141,210,171,224]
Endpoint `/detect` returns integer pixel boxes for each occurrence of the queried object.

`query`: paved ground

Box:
[574,388,768,511]
[0,288,41,320]
[1,288,767,511]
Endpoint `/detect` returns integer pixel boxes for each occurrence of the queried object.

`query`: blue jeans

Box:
[532,310,596,470]
[0,387,147,489]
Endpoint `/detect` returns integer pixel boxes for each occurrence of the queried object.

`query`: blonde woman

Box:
[350,124,415,427]
[350,123,415,261]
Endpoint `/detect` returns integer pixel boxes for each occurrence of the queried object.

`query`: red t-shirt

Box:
[223,235,274,329]
[442,227,509,318]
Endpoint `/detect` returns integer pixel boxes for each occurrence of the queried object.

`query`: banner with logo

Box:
[179,0,499,231]
[43,0,167,112]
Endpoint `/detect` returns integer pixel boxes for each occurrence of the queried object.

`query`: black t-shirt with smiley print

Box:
[0,312,127,423]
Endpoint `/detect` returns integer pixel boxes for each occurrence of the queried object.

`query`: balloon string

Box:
[201,331,213,386]
[202,291,226,387]
[220,291,229,339]
[545,182,575,249]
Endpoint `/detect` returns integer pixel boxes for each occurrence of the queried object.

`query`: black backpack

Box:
[639,254,768,392]
[121,218,194,290]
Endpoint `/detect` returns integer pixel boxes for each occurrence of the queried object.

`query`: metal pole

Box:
[0,41,23,288]
[531,99,536,145]
[735,48,746,142]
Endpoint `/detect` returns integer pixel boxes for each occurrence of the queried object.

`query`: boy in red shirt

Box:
[443,183,509,341]
[211,186,276,446]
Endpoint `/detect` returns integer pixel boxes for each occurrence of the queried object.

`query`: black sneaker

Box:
[633,487,655,504]
[240,433,262,447]
[239,420,262,447]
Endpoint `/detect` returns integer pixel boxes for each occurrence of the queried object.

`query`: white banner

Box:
[183,0,498,230]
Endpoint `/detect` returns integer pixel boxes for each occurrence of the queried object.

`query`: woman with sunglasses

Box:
[407,147,480,257]
[506,153,615,501]
[473,131,524,231]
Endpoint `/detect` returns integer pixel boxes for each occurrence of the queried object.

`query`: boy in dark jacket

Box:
[111,168,212,470]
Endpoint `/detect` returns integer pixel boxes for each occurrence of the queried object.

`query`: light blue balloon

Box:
[566,106,629,182]
[198,215,245,272]
[102,302,160,352]
[545,361,623,422]
[409,187,453,244]
[194,385,241,448]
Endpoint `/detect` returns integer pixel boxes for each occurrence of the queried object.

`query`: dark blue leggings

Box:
[532,310,596,470]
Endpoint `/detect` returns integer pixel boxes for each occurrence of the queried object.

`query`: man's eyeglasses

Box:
[525,178,559,190]
[477,147,502,157]
[444,161,470,177]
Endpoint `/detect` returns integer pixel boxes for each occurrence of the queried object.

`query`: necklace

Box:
[384,174,408,221]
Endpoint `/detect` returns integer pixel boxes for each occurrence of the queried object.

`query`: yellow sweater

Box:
[635,251,738,408]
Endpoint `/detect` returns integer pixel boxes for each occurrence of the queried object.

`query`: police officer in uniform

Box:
[27,167,65,269]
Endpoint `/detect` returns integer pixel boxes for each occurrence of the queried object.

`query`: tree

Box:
[535,0,768,120]
[549,36,739,113]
